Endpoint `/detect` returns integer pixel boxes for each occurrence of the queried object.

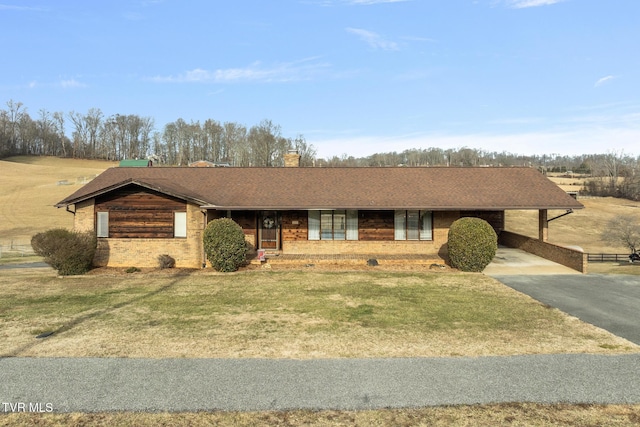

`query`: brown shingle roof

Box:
[55,167,583,211]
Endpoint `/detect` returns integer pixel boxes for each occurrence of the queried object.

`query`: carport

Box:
[484,247,581,275]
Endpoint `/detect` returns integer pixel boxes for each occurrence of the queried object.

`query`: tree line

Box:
[0,100,316,167]
[1,99,639,200]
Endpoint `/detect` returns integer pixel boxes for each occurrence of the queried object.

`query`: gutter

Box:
[199,205,585,211]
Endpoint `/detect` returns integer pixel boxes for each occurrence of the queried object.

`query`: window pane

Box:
[308,211,320,240]
[97,212,109,238]
[420,211,433,240]
[334,210,346,240]
[346,210,358,240]
[321,210,333,240]
[174,212,187,238]
[407,210,420,240]
[394,210,406,240]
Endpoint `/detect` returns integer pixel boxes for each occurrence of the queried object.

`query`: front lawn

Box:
[0,269,635,358]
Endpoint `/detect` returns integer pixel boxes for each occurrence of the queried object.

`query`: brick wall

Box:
[74,199,95,232]
[499,230,587,273]
[93,203,205,268]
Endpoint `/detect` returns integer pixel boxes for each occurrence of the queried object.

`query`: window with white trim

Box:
[96,211,109,238]
[308,210,358,240]
[174,212,187,238]
[394,210,432,240]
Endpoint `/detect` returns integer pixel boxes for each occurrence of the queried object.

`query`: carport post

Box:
[539,209,548,242]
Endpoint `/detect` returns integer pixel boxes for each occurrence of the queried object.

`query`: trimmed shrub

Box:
[31,228,97,275]
[203,218,248,272]
[447,217,497,272]
[157,254,176,269]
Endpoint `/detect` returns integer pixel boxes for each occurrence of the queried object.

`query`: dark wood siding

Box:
[359,211,394,241]
[231,211,257,236]
[95,186,186,238]
[460,210,505,233]
[282,211,308,241]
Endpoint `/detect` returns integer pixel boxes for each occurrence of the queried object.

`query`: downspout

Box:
[65,205,76,216]
[201,210,207,268]
[547,209,574,222]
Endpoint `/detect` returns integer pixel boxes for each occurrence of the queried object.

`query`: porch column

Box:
[538,209,548,242]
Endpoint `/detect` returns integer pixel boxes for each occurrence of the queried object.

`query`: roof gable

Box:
[56,167,583,211]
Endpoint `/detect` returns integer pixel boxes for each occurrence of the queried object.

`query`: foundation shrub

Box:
[157,254,176,269]
[203,218,248,272]
[31,228,97,275]
[448,217,497,272]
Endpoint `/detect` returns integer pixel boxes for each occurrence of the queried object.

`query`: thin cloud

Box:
[594,75,616,87]
[150,58,330,83]
[346,28,399,50]
[503,0,565,8]
[59,79,87,88]
[0,4,47,11]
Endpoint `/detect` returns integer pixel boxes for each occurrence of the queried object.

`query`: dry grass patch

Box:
[0,269,636,359]
[0,156,115,241]
[505,197,640,253]
[588,262,640,275]
[2,404,640,426]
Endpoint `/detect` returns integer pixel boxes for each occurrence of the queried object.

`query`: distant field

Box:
[0,156,116,242]
[505,197,640,253]
[0,156,637,254]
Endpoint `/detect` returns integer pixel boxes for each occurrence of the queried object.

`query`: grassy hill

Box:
[0,156,117,243]
[0,156,637,254]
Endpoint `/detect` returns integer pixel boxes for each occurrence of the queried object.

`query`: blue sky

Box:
[2,0,639,159]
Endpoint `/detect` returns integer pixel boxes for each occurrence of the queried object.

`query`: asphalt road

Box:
[2,354,640,412]
[0,262,49,270]
[491,274,640,345]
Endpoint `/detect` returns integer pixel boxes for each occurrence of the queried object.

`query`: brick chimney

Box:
[284,149,301,167]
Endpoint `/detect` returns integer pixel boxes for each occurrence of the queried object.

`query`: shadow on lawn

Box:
[0,277,184,359]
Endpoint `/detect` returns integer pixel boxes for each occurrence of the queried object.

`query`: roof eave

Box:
[56,180,209,207]
[199,204,585,211]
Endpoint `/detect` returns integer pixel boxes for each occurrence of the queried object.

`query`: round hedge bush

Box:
[203,218,248,272]
[31,228,97,275]
[447,217,497,272]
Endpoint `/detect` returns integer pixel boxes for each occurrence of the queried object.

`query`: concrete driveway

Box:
[484,247,580,275]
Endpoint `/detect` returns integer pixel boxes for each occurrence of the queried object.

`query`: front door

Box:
[259,211,279,250]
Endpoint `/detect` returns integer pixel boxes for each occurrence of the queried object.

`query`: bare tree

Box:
[248,119,288,167]
[18,113,38,155]
[52,112,67,157]
[601,215,640,253]
[68,111,88,158]
[291,135,316,167]
[85,108,103,158]
[6,100,25,154]
[222,121,248,166]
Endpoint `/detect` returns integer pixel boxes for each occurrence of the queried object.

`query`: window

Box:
[395,210,432,241]
[174,212,187,238]
[308,210,358,240]
[96,212,109,238]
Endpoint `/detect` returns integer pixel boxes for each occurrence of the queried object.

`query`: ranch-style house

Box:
[55,151,584,270]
